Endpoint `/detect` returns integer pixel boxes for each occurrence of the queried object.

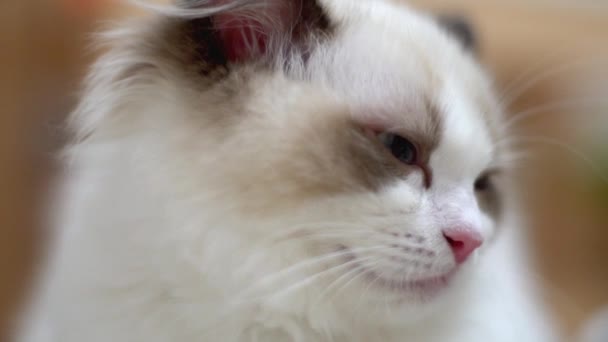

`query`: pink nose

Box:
[443,228,483,264]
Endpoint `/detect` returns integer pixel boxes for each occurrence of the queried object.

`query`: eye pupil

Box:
[380,133,417,165]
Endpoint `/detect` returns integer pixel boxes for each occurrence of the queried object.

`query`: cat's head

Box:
[77,0,509,325]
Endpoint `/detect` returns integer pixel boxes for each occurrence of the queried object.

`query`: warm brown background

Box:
[1,0,607,340]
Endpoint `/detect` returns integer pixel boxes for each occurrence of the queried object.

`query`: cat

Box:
[18,0,558,341]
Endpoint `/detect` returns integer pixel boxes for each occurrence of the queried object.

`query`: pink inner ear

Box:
[215,13,270,63]
[212,0,301,63]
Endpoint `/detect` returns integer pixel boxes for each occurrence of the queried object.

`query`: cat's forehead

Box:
[308,0,502,170]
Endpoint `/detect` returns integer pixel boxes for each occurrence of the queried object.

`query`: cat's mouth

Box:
[360,268,456,297]
[336,245,456,297]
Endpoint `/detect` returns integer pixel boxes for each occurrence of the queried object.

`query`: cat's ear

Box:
[437,15,477,54]
[179,0,331,63]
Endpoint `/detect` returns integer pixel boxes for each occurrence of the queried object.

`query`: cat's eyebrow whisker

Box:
[497,135,608,185]
[500,97,608,133]
[495,46,595,107]
[493,150,534,168]
[498,50,562,105]
[498,55,606,108]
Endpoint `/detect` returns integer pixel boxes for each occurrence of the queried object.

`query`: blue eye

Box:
[379,133,418,165]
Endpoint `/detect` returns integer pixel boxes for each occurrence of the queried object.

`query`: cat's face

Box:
[83,0,508,324]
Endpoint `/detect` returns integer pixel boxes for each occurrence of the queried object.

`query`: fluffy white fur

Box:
[19,0,558,341]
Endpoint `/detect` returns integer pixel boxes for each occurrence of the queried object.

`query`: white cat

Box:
[18,0,559,341]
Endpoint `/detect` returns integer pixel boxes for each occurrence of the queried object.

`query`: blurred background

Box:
[0,0,606,340]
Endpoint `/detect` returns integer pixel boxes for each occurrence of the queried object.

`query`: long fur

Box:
[18,1,559,341]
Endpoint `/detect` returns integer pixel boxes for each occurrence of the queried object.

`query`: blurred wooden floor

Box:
[1,0,607,340]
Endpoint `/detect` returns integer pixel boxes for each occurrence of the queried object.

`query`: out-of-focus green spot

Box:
[587,145,608,207]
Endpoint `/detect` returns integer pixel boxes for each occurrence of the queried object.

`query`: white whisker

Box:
[499,56,606,108]
[502,97,608,132]
[503,135,608,185]
[234,246,387,299]
[313,257,381,307]
[237,255,369,304]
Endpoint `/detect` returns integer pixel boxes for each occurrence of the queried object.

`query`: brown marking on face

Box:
[206,103,435,221]
[266,114,413,196]
[363,98,443,188]
[470,86,506,221]
[418,100,443,187]
[258,98,445,202]
[341,120,415,191]
[208,93,447,219]
[474,170,503,220]
[346,99,445,192]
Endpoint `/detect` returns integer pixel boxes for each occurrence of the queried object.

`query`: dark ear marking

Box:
[437,14,477,54]
[175,0,333,65]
